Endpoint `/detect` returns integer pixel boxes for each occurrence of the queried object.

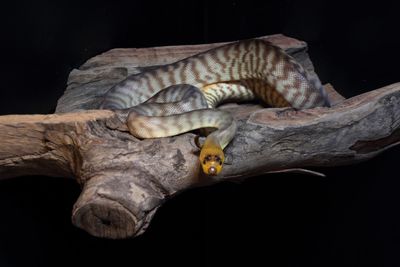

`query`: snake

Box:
[100,39,330,175]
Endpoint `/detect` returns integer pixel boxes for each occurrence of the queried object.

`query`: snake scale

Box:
[100,39,330,175]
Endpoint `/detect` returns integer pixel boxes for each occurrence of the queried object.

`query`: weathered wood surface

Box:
[0,34,399,239]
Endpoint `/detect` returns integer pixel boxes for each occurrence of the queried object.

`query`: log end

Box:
[72,196,138,239]
[70,173,163,239]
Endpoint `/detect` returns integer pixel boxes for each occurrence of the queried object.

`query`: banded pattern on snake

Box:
[100,39,330,175]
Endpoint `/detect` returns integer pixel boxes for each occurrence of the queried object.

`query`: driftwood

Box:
[0,34,399,239]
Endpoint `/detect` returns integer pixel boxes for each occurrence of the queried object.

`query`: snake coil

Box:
[101,39,330,175]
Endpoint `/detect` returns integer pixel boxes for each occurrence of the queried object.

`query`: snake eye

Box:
[203,155,211,165]
[214,156,223,165]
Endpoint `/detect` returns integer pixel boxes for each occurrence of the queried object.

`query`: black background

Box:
[1,1,400,266]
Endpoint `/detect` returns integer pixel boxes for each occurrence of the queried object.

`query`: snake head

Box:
[199,138,224,176]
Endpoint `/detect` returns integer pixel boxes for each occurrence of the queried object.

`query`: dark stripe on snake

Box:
[200,55,221,81]
[143,73,154,94]
[154,70,167,89]
[228,45,237,80]
[221,46,231,77]
[168,67,177,85]
[179,61,188,84]
[189,59,203,84]
[213,51,227,71]
[290,78,303,106]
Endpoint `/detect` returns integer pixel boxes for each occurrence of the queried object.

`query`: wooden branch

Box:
[0,34,399,239]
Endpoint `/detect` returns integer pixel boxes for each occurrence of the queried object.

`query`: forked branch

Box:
[0,35,398,238]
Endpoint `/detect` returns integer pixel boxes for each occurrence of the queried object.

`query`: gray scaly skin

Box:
[101,39,330,109]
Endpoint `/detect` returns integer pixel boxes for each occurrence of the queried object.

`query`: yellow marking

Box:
[201,83,224,92]
[199,136,224,176]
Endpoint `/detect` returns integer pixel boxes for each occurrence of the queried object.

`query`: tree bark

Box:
[0,34,399,239]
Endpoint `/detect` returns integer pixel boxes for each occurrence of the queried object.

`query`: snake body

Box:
[101,39,330,175]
